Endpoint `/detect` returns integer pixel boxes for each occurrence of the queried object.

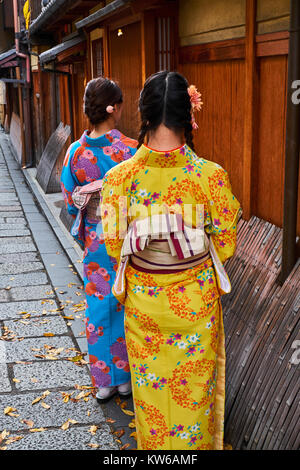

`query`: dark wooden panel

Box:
[254,56,288,229]
[2,0,14,29]
[109,21,142,139]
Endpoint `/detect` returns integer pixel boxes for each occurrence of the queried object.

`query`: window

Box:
[156,16,175,71]
[92,38,104,78]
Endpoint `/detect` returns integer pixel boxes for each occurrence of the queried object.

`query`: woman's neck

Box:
[89,118,115,139]
[147,124,183,151]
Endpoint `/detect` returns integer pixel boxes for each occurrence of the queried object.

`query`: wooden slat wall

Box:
[178,60,245,208]
[31,70,55,165]
[72,62,89,140]
[109,21,142,140]
[254,55,288,229]
[179,43,300,235]
[54,73,72,185]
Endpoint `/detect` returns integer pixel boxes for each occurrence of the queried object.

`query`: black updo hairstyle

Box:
[138,71,195,151]
[84,77,123,126]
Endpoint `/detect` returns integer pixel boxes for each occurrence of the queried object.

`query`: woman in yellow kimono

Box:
[101,71,241,450]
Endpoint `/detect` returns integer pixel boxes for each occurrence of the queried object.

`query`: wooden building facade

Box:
[24,0,299,237]
[0,0,299,450]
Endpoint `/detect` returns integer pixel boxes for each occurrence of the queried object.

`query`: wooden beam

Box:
[256,31,289,57]
[178,31,289,64]
[242,0,257,220]
[56,42,87,63]
[179,38,245,63]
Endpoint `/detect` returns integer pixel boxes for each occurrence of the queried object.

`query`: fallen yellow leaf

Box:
[32,390,50,405]
[61,419,78,431]
[87,443,99,448]
[106,418,116,424]
[22,419,34,428]
[121,409,134,416]
[4,407,16,415]
[41,402,50,410]
[61,421,70,431]
[29,428,46,433]
[114,429,125,438]
[43,333,54,337]
[89,425,97,435]
[6,435,23,444]
[0,430,9,442]
[120,443,131,450]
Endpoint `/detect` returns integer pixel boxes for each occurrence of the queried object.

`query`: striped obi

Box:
[122,213,210,273]
[112,214,232,303]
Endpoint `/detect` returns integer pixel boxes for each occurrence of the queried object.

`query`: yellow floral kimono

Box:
[101,144,241,450]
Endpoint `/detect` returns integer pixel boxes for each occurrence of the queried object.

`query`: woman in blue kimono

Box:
[61,77,138,402]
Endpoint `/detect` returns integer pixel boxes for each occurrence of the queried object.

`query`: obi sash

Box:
[112,213,232,304]
[71,179,102,242]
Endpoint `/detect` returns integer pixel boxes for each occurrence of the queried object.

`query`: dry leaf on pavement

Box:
[22,419,34,428]
[114,429,125,438]
[41,402,50,410]
[88,425,97,435]
[121,409,134,416]
[120,443,131,450]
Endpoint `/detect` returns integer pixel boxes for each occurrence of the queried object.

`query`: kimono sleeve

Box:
[101,172,126,264]
[204,165,242,264]
[60,143,80,218]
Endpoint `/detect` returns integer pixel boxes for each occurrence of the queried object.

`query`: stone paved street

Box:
[0,131,135,451]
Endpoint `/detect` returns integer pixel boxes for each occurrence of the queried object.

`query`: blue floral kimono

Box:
[61,129,138,388]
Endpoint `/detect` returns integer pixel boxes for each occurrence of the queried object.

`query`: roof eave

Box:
[39,34,85,64]
[75,0,131,30]
[29,0,70,35]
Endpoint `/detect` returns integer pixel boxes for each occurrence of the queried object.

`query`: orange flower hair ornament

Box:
[188,85,203,130]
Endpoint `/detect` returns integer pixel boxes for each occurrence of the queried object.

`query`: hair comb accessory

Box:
[187,85,203,130]
[106,105,114,114]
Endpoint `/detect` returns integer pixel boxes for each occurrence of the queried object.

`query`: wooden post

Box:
[242,0,257,220]
[103,26,110,76]
[37,60,45,154]
[141,10,156,84]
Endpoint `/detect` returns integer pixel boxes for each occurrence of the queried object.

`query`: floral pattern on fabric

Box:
[101,143,241,449]
[61,129,137,388]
